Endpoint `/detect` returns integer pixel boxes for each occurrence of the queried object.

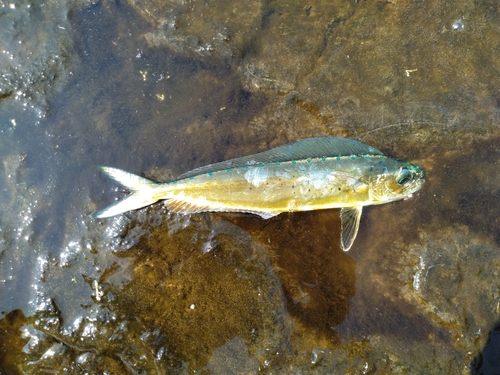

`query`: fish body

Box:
[94,137,425,250]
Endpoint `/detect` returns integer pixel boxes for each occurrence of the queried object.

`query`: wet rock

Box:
[0,310,29,375]
[244,0,500,144]
[205,336,259,374]
[401,226,500,352]
[16,305,165,374]
[298,0,500,141]
[130,0,263,64]
[285,335,465,374]
[241,0,358,93]
[0,0,75,114]
[130,0,500,145]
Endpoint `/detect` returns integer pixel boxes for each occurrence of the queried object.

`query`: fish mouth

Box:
[415,169,426,188]
[408,167,425,191]
[409,173,425,192]
[405,176,425,197]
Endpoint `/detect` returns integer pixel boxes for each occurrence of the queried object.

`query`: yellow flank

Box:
[156,158,373,218]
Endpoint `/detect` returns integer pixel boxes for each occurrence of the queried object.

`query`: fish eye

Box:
[397,168,412,185]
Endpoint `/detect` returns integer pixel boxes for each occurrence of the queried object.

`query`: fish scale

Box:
[94,137,425,251]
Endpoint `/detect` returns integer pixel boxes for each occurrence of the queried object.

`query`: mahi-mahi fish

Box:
[94,137,425,251]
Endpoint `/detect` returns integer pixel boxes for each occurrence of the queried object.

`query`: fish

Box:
[94,137,425,251]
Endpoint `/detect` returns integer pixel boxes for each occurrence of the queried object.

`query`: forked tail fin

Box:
[93,166,162,218]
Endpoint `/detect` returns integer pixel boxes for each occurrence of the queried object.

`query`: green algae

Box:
[107,216,291,369]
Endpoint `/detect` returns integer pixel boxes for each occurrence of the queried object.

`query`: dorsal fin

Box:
[177,137,384,179]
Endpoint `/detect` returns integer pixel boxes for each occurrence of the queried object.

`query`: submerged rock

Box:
[130,0,262,64]
[107,216,291,369]
[401,226,500,353]
[131,0,500,145]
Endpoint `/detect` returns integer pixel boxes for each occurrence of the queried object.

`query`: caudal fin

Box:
[93,166,162,218]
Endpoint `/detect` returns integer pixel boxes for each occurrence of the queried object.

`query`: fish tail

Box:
[93,166,165,218]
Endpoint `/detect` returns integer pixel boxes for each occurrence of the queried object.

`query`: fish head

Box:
[367,158,425,204]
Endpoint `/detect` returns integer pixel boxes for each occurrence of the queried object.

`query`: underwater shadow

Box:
[234,209,356,345]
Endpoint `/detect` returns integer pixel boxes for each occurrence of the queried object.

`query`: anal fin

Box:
[165,199,212,214]
[165,199,279,219]
[340,206,363,251]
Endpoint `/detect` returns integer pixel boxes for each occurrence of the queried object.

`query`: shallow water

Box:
[1,0,500,373]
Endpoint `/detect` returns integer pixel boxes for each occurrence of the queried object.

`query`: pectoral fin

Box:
[340,206,363,251]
